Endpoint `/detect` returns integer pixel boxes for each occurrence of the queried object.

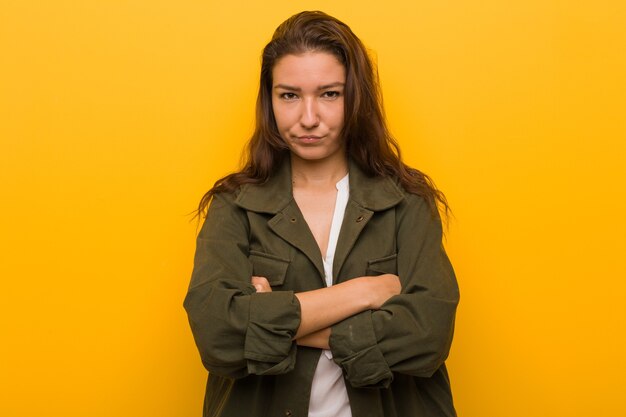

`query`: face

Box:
[271,51,346,164]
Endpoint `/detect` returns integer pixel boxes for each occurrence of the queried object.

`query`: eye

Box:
[280,92,298,100]
[322,90,341,99]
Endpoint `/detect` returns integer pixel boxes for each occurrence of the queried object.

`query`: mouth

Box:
[295,135,323,144]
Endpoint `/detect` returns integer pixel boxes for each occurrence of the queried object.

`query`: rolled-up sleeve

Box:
[183,193,301,379]
[330,195,459,388]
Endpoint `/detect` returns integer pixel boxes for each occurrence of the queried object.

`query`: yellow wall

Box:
[2,1,625,416]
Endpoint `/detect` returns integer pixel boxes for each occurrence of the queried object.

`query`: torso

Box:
[293,173,353,417]
[293,185,338,258]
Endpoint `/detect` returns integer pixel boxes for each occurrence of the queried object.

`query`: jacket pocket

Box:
[249,250,290,286]
[366,253,398,276]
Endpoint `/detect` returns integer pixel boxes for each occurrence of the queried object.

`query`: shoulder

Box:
[206,188,243,211]
[388,177,444,234]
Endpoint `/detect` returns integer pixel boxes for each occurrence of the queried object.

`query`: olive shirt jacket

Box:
[184,159,460,417]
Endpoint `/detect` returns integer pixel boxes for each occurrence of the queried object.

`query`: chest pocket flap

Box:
[249,250,290,286]
[366,253,398,276]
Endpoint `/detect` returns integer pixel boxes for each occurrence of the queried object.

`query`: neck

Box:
[290,153,348,188]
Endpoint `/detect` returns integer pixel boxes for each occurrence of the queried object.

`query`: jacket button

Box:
[356,215,364,222]
[285,410,293,416]
[290,218,297,223]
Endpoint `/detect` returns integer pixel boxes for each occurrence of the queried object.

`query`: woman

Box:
[184,10,459,417]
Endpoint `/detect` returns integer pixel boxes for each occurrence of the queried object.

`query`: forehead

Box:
[272,51,346,86]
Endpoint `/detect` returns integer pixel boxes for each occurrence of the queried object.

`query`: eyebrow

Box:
[273,82,345,91]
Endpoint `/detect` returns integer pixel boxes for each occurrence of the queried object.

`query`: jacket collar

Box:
[234,158,405,213]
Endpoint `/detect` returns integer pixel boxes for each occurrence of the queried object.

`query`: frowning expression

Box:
[272,51,346,163]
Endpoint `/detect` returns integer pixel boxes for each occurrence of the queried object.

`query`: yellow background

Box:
[2,0,625,416]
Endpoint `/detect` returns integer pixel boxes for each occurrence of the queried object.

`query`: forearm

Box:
[296,327,330,349]
[252,274,399,341]
[294,279,370,339]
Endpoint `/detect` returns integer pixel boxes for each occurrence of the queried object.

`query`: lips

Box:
[291,135,323,145]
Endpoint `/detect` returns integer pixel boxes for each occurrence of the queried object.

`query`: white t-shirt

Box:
[308,174,352,417]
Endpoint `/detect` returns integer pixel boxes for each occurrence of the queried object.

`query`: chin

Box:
[292,153,326,162]
[290,148,335,161]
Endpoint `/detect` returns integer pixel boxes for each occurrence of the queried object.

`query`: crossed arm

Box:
[251,273,401,349]
[186,193,458,383]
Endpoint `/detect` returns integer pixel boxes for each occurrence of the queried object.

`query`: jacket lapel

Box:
[234,158,406,286]
[268,203,326,280]
[332,201,374,283]
[235,159,326,283]
[332,160,405,282]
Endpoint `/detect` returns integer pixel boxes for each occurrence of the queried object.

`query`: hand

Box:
[361,273,401,309]
[251,276,272,293]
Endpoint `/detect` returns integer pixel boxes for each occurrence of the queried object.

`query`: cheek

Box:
[331,104,345,129]
[271,98,281,127]
[272,103,291,132]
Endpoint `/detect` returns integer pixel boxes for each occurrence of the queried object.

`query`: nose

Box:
[300,97,320,128]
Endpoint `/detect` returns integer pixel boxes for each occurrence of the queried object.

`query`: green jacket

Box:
[184,159,459,417]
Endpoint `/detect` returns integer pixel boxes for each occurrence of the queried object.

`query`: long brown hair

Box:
[197,10,449,219]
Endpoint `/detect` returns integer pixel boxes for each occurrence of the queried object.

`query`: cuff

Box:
[244,291,301,375]
[330,310,393,388]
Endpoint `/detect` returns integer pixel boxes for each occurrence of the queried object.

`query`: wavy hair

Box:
[197,11,449,219]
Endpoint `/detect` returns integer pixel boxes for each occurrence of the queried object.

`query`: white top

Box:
[308,174,352,417]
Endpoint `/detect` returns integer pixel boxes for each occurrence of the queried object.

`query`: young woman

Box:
[184,11,459,417]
